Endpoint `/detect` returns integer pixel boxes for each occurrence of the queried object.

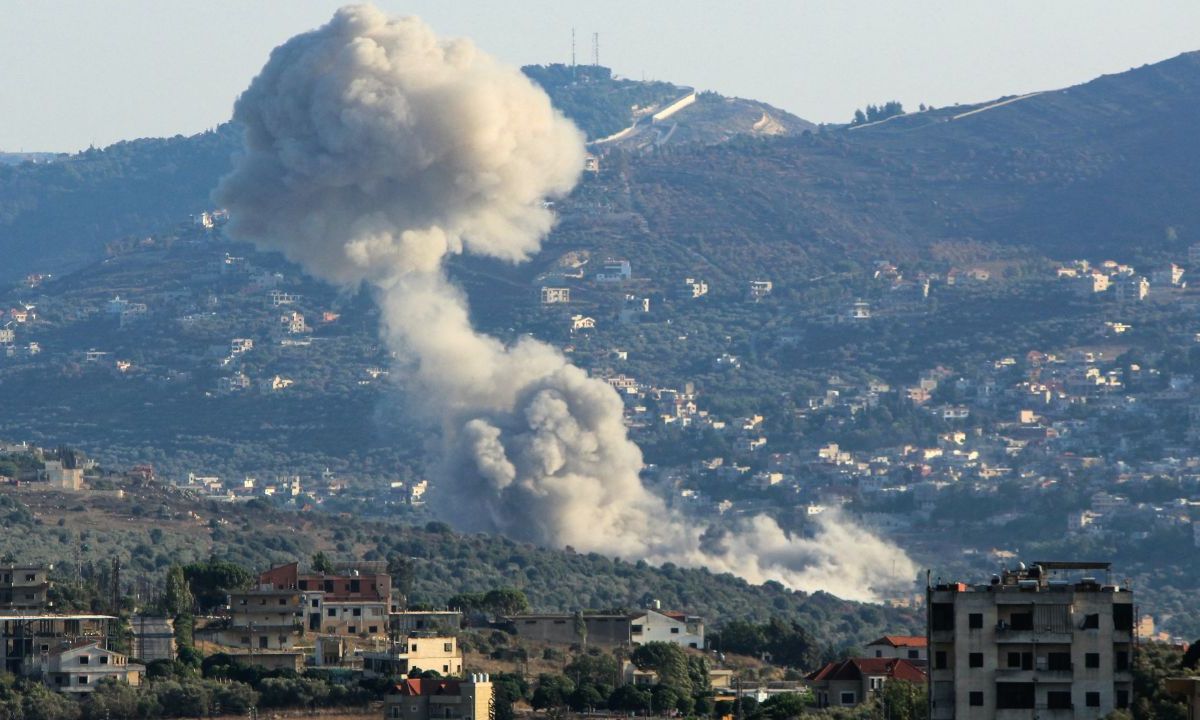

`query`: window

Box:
[631,624,643,633]
[670,627,680,634]
[969,613,983,629]
[350,579,361,593]
[1085,653,1100,669]
[969,692,983,707]
[1082,613,1100,630]
[1047,652,1071,671]
[25,574,35,582]
[1007,651,1032,670]
[931,603,954,631]
[1047,691,1072,709]
[299,580,309,590]
[934,651,947,670]
[349,626,357,634]
[259,636,268,649]
[839,691,856,705]
[54,676,63,685]
[99,656,109,665]
[969,653,983,668]
[327,608,336,617]
[443,665,449,673]
[353,608,362,617]
[78,676,88,685]
[369,626,378,634]
[78,656,89,665]
[411,644,418,652]
[312,599,319,608]
[1117,690,1130,708]
[1009,612,1033,631]
[324,580,333,592]
[995,683,1035,709]
[280,598,288,605]
[1114,603,1134,631]
[1116,651,1130,671]
[444,643,453,652]
[907,650,919,659]
[240,636,250,645]
[1086,692,1100,708]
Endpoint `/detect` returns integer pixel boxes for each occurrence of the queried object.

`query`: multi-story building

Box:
[0,614,117,675]
[216,588,311,650]
[865,635,927,662]
[363,635,463,679]
[384,675,493,720]
[39,641,144,693]
[927,561,1134,719]
[509,613,631,646]
[0,565,51,610]
[258,562,391,639]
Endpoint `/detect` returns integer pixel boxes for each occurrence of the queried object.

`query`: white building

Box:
[40,642,144,693]
[540,287,571,304]
[630,609,704,650]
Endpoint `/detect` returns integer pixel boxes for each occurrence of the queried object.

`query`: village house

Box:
[384,676,492,720]
[806,658,926,709]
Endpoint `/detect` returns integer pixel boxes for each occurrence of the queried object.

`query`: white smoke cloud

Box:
[216,4,915,602]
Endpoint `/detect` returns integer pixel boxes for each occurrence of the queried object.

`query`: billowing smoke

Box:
[216,4,915,602]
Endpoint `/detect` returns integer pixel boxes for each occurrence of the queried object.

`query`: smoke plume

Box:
[216,4,915,602]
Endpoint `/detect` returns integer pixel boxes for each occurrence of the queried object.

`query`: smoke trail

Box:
[215,4,915,602]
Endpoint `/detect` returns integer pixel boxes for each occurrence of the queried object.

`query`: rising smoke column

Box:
[215,4,915,602]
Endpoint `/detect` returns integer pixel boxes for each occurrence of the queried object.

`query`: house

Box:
[280,311,308,334]
[682,278,708,298]
[748,280,773,300]
[570,315,596,332]
[595,259,632,283]
[257,562,391,637]
[39,641,144,693]
[384,676,493,720]
[806,657,926,709]
[865,635,927,662]
[630,609,704,649]
[214,588,312,650]
[540,287,571,304]
[362,635,462,678]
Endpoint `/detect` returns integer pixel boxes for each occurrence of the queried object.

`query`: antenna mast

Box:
[592,32,599,67]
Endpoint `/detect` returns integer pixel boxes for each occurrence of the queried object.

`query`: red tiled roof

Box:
[806,658,926,684]
[869,635,927,648]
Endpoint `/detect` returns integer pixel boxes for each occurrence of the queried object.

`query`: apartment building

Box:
[258,562,391,638]
[0,614,117,675]
[384,675,493,720]
[927,561,1134,719]
[217,588,311,650]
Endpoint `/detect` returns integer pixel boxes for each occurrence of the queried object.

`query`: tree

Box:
[608,685,652,713]
[877,680,925,720]
[631,642,693,695]
[311,551,335,573]
[163,565,193,617]
[482,588,530,617]
[531,675,575,710]
[183,558,253,612]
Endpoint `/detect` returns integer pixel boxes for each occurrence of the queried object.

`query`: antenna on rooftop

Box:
[571,27,576,76]
[592,32,600,67]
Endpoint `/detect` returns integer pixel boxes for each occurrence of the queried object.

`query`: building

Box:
[927,561,1134,719]
[43,460,84,491]
[630,609,704,649]
[1165,677,1200,720]
[509,613,631,646]
[806,658,926,709]
[0,614,117,675]
[390,611,463,636]
[540,287,570,304]
[363,635,463,678]
[595,259,632,283]
[216,588,312,650]
[865,635,927,662]
[130,616,176,663]
[384,676,493,720]
[39,641,144,693]
[0,565,51,610]
[749,280,774,300]
[257,562,391,638]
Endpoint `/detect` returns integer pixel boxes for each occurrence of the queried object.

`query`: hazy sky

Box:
[3,1,1198,152]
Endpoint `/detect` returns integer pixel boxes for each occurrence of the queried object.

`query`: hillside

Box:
[0,484,918,652]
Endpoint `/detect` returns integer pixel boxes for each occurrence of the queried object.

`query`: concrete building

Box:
[927,561,1134,719]
[1166,677,1200,720]
[363,635,463,679]
[0,565,51,610]
[130,616,176,663]
[540,287,570,304]
[807,658,926,709]
[509,613,631,646]
[43,460,84,491]
[217,588,312,650]
[390,611,463,636]
[384,675,493,720]
[258,562,391,638]
[630,609,704,649]
[39,641,144,693]
[0,614,117,675]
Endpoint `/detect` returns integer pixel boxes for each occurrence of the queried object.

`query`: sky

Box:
[2,1,1199,152]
